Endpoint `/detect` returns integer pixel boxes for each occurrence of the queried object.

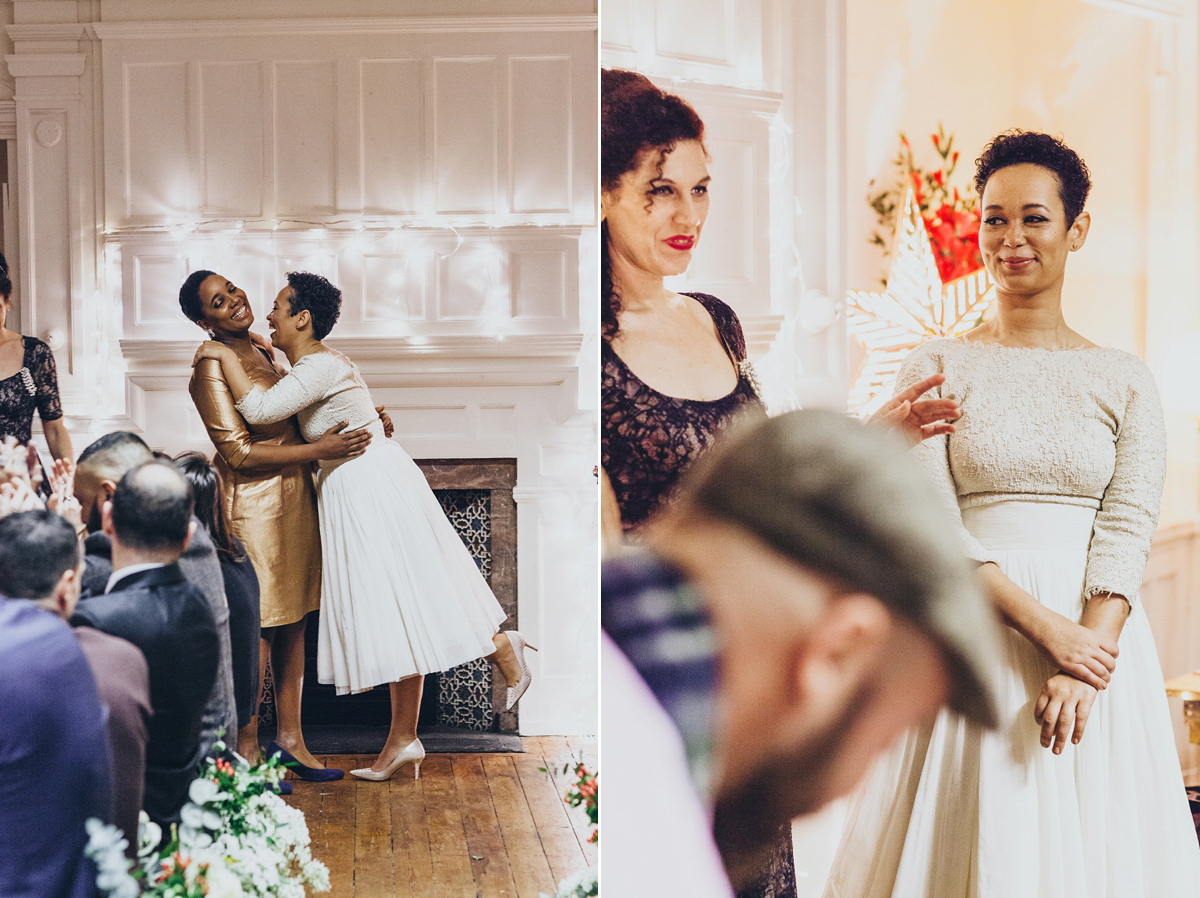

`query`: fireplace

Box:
[258,459,520,750]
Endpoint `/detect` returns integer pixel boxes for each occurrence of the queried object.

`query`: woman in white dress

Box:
[193,271,536,781]
[824,131,1200,896]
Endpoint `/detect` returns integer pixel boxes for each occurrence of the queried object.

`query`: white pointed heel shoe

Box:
[350,738,424,781]
[500,631,538,712]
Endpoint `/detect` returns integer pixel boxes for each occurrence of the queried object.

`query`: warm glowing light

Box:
[1157,330,1200,417]
[847,189,991,415]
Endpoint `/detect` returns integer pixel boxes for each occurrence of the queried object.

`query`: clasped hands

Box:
[1032,612,1119,755]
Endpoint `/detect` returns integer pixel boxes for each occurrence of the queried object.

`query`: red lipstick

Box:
[665,236,695,251]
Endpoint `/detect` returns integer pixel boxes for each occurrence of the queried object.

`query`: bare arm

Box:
[1032,593,1130,753]
[601,467,623,557]
[979,561,1118,690]
[42,417,73,463]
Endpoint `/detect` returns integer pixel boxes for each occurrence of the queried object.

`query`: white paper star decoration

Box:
[847,187,992,414]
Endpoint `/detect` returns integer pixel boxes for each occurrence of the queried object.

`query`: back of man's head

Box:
[0,509,81,603]
[676,407,1002,728]
[110,460,194,556]
[77,431,154,484]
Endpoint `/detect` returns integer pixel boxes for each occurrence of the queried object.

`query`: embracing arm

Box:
[193,342,255,403]
[214,350,336,426]
[190,359,368,471]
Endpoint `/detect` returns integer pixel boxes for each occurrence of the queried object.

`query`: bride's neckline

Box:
[951,336,1105,352]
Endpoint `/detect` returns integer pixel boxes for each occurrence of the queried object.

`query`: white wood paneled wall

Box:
[1141,521,1200,781]
[6,0,598,736]
[602,0,849,409]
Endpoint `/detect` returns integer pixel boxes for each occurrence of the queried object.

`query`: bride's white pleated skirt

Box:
[824,501,1200,898]
[313,435,506,695]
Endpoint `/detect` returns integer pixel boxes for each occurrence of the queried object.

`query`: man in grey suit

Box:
[74,431,237,758]
[72,460,221,830]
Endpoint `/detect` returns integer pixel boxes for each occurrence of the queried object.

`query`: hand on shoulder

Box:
[192,341,232,368]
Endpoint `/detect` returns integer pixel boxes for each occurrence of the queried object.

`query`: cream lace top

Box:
[236,350,380,443]
[899,338,1166,605]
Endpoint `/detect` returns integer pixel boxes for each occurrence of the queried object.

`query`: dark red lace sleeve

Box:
[602,293,766,533]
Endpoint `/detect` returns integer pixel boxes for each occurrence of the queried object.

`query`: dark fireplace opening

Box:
[257,459,519,753]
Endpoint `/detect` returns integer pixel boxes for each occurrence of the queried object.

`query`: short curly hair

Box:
[179,269,217,324]
[602,68,705,338]
[974,130,1091,224]
[284,271,341,341]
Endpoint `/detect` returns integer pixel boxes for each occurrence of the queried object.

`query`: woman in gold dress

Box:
[180,269,376,773]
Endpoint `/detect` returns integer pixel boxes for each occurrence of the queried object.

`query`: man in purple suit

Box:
[0,508,151,859]
[0,593,111,897]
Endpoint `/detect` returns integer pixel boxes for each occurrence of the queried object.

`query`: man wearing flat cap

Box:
[602,408,1004,896]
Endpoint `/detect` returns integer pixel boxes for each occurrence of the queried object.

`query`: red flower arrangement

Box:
[869,124,984,284]
[563,761,598,844]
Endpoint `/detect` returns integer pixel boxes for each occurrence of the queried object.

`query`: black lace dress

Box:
[602,292,766,534]
[0,337,65,485]
[603,293,795,898]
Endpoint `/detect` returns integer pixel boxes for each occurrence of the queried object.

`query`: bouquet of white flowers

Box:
[85,742,329,897]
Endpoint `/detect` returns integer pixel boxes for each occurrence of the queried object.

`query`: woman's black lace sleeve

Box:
[28,338,64,422]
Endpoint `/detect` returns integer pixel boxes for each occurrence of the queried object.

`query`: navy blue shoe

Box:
[270,780,294,795]
[266,741,344,781]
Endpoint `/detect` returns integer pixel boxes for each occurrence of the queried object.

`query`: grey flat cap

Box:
[685,408,1003,728]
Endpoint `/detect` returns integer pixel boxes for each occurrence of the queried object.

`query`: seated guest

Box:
[602,409,1005,895]
[0,509,151,859]
[71,460,220,830]
[0,593,111,898]
[74,431,236,759]
[174,451,261,762]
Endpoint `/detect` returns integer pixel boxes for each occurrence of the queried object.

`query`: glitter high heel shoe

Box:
[350,738,425,781]
[499,631,538,712]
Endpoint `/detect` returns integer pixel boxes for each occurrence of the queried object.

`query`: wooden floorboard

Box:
[317,754,358,896]
[354,764,396,896]
[535,735,599,867]
[511,745,587,884]
[482,755,558,898]
[281,738,594,897]
[455,755,519,896]
[420,754,478,898]
[390,764,435,898]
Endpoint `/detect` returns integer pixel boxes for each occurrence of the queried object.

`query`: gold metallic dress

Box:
[189,349,321,628]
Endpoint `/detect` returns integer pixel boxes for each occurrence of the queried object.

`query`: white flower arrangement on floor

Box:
[84,741,329,897]
[543,866,598,898]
